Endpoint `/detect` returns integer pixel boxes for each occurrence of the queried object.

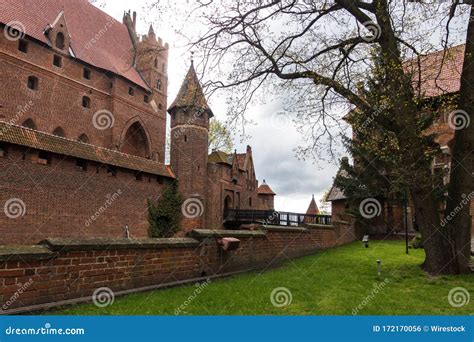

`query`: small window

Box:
[27,76,38,90]
[0,144,6,157]
[106,165,117,177]
[156,177,163,184]
[144,95,149,103]
[83,68,91,80]
[158,103,163,110]
[38,151,49,165]
[18,39,28,53]
[154,58,158,68]
[135,171,143,181]
[82,96,91,108]
[76,159,87,171]
[184,135,187,142]
[156,80,161,90]
[53,54,62,67]
[55,32,65,49]
[128,87,134,96]
[249,197,252,207]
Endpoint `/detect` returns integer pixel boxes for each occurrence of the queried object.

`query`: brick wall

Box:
[0,33,167,163]
[0,145,171,245]
[0,221,355,313]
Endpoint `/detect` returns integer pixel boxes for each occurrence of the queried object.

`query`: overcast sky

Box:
[93,0,468,213]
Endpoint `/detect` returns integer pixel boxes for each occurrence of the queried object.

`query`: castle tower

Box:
[136,24,169,119]
[169,62,213,231]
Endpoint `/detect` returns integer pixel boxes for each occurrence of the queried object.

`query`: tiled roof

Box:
[404,44,464,98]
[327,170,348,202]
[257,180,276,196]
[0,121,174,178]
[208,150,231,165]
[305,195,320,215]
[0,0,149,90]
[168,63,213,117]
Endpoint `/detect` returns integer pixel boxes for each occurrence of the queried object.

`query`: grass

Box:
[51,241,473,315]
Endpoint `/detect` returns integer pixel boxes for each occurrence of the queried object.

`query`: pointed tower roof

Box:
[306,194,320,215]
[257,180,276,196]
[148,24,155,35]
[168,63,214,117]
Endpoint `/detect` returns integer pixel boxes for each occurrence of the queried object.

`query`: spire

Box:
[148,24,155,35]
[306,195,320,215]
[168,63,214,117]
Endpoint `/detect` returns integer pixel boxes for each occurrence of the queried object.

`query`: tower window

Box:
[106,165,117,177]
[128,87,135,96]
[76,159,87,171]
[154,58,158,68]
[144,95,149,103]
[82,96,91,108]
[83,68,91,80]
[158,103,163,110]
[156,79,161,90]
[27,76,38,90]
[135,171,143,181]
[38,151,50,165]
[55,32,65,49]
[184,135,187,142]
[249,197,252,207]
[53,54,62,67]
[18,39,28,53]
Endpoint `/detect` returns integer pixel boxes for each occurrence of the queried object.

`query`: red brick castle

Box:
[0,0,275,244]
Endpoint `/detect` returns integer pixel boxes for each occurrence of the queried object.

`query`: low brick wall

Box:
[0,221,355,313]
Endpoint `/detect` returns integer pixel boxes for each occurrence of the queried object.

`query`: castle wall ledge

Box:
[40,238,200,251]
[0,245,53,262]
[259,225,309,233]
[188,229,267,239]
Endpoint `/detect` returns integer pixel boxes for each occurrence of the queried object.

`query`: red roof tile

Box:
[0,121,173,178]
[305,195,319,215]
[404,44,464,98]
[258,180,276,196]
[0,0,149,89]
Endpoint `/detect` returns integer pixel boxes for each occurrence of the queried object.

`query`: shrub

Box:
[148,180,183,238]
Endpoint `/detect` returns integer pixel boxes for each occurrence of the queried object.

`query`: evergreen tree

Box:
[148,180,183,238]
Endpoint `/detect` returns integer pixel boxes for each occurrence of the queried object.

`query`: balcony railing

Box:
[224,209,332,226]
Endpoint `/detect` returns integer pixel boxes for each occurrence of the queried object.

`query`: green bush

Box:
[148,180,183,238]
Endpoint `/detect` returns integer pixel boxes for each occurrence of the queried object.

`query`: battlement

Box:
[140,33,169,49]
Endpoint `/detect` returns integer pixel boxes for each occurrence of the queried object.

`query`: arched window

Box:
[52,127,65,137]
[119,121,150,158]
[55,32,65,49]
[78,134,90,144]
[82,96,91,108]
[22,118,37,130]
[154,58,158,68]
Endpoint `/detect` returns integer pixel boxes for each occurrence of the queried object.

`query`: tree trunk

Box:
[445,5,474,274]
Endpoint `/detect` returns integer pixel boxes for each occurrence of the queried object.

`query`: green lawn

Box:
[52,241,473,315]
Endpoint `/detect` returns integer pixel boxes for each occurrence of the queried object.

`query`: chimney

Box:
[132,11,137,30]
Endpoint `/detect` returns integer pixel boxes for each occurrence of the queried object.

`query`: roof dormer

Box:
[44,10,71,54]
